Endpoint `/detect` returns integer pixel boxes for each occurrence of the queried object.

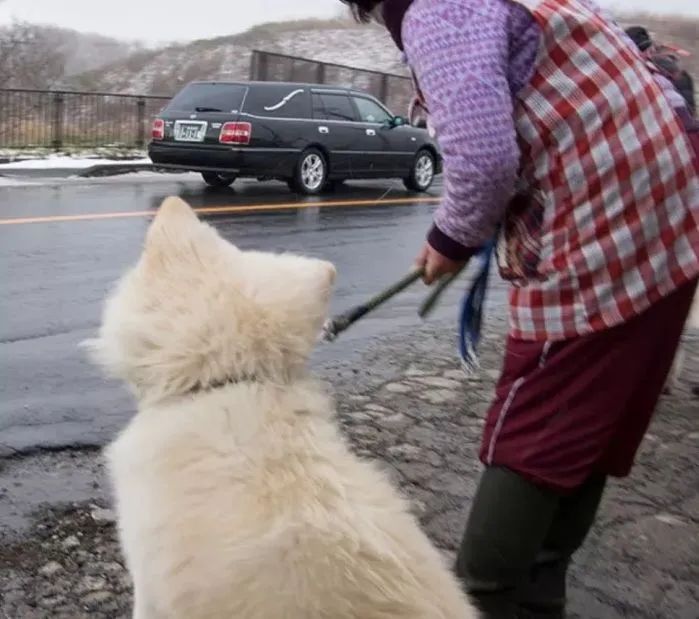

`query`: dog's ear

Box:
[148,196,200,239]
[142,196,203,267]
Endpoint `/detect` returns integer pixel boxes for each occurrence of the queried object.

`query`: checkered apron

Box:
[502,0,699,340]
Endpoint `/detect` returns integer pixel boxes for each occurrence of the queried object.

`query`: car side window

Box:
[352,97,392,124]
[312,94,327,120]
[316,94,356,122]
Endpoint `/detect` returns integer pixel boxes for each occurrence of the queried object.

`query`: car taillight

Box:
[219,122,252,145]
[152,118,165,140]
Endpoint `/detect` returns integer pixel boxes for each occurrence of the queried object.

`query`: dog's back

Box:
[108,381,474,619]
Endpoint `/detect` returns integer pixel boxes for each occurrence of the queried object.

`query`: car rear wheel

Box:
[201,172,236,188]
[289,148,328,195]
[403,149,435,192]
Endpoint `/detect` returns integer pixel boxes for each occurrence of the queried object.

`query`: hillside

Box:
[0,23,141,89]
[67,13,699,98]
[70,19,406,95]
[5,13,698,98]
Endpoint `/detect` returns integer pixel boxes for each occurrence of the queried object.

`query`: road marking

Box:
[0,196,440,227]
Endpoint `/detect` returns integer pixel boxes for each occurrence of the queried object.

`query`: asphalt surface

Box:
[0,174,508,455]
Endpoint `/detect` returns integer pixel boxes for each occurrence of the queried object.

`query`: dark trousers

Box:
[455,466,606,618]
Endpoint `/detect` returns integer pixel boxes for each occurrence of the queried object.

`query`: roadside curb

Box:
[76,163,157,178]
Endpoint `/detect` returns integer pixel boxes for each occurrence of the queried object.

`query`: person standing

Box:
[341,1,699,617]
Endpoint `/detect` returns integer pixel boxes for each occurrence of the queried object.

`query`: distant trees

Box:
[0,22,67,89]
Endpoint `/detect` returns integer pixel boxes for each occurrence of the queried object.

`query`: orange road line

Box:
[0,196,440,227]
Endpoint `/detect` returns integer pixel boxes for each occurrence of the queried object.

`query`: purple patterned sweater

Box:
[391,0,541,259]
[383,0,693,260]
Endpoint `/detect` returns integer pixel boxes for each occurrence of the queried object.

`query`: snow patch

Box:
[0,155,152,170]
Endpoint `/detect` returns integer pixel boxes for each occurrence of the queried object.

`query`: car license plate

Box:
[174,121,207,142]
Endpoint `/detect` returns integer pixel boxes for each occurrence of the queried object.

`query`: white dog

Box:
[85,197,478,619]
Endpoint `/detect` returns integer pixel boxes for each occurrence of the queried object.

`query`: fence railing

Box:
[0,89,171,151]
[249,50,414,116]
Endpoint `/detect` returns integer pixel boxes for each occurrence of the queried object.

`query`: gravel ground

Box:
[1,318,697,618]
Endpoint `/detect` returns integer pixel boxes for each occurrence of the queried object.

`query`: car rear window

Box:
[242,87,310,119]
[166,83,247,113]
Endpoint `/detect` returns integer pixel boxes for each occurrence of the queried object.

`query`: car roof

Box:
[185,80,377,98]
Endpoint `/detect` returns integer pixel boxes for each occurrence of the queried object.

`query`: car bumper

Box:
[148,142,299,178]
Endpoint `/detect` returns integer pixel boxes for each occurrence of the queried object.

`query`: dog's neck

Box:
[186,368,306,396]
[186,374,259,396]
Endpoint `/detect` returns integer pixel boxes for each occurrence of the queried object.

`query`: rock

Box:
[405,365,431,377]
[418,389,459,404]
[385,382,413,394]
[81,590,114,609]
[354,449,375,459]
[410,498,428,515]
[654,514,687,526]
[39,561,64,577]
[348,394,370,404]
[61,535,80,550]
[443,369,466,380]
[86,560,125,576]
[387,444,422,461]
[39,594,65,609]
[90,507,116,524]
[413,376,463,390]
[79,575,107,593]
[365,403,392,414]
[345,412,373,424]
[380,412,411,430]
[468,401,491,418]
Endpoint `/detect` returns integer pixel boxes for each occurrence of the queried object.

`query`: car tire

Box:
[201,172,235,188]
[289,148,328,195]
[403,149,435,192]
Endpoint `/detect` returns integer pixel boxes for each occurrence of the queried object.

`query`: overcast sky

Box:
[0,0,697,45]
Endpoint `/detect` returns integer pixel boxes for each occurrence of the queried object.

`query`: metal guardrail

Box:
[249,50,414,115]
[0,88,171,150]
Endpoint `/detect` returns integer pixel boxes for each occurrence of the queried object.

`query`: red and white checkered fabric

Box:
[503,0,699,340]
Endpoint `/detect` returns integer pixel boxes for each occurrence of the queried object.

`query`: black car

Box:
[148,80,441,194]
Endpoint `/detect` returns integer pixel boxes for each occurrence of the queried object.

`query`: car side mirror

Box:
[383,116,406,130]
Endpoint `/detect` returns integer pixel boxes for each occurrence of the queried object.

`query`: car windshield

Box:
[166,84,247,113]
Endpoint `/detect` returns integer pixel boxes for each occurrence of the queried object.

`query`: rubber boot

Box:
[516,474,606,618]
[454,467,559,618]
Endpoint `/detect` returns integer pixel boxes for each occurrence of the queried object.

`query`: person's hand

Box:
[415,242,467,285]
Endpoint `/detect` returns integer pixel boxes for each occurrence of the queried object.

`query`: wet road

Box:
[0,175,507,454]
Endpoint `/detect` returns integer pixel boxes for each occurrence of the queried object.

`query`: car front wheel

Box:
[201,172,236,188]
[404,149,435,192]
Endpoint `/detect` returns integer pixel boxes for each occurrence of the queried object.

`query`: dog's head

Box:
[84,196,336,402]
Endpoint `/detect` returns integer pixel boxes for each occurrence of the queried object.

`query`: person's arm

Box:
[402,0,534,260]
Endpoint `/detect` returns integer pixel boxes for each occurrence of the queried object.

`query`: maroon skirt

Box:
[480,278,698,493]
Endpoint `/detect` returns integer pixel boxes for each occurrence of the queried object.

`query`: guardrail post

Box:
[379,74,389,105]
[136,98,146,148]
[316,62,326,85]
[249,50,269,81]
[51,92,64,152]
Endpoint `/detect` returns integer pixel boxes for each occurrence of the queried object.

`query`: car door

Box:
[311,91,360,177]
[350,95,398,175]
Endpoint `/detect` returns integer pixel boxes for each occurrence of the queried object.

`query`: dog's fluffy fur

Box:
[86,197,478,619]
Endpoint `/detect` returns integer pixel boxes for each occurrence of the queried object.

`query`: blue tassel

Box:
[458,239,496,376]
